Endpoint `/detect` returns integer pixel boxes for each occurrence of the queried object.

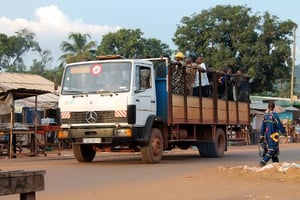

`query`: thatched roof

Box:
[14,93,59,112]
[0,72,54,99]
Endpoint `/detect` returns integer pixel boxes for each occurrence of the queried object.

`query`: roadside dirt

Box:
[62,162,300,200]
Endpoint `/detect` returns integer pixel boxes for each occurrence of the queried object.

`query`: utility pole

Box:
[291,26,296,100]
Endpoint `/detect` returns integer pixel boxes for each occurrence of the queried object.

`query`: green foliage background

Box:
[0,5,297,96]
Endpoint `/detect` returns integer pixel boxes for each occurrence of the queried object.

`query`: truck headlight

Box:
[116,129,132,137]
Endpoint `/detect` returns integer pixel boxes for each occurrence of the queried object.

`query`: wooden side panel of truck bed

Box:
[171,94,249,125]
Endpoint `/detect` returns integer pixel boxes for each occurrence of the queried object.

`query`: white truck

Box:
[58,55,250,163]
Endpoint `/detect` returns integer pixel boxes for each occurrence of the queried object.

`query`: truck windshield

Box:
[61,62,131,95]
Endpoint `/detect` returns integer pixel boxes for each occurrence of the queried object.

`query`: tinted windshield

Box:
[61,62,131,95]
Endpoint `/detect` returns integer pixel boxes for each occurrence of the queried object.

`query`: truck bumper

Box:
[61,127,146,146]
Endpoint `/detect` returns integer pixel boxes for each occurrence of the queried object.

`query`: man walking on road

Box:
[259,101,286,167]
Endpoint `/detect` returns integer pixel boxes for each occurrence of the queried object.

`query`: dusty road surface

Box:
[1,143,300,200]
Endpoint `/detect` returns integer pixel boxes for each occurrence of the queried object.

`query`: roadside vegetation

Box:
[0,5,296,96]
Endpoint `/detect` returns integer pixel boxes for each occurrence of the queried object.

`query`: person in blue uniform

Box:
[259,101,286,167]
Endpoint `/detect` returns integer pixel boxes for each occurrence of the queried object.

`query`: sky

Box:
[1,0,300,68]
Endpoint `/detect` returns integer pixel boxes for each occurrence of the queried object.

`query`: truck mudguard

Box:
[142,115,157,141]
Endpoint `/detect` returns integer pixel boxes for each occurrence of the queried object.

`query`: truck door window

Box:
[136,66,151,91]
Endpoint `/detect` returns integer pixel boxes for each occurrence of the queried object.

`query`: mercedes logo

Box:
[86,111,97,123]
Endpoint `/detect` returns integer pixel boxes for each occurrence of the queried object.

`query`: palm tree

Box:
[60,32,96,64]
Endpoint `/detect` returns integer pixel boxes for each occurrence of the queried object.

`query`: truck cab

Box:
[59,56,164,162]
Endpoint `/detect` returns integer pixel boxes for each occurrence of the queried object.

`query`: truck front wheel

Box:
[141,128,163,163]
[73,144,96,162]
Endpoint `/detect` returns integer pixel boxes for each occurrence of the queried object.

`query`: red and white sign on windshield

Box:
[90,64,102,76]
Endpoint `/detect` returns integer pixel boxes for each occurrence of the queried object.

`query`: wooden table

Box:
[0,125,61,157]
[0,170,46,200]
[36,125,61,156]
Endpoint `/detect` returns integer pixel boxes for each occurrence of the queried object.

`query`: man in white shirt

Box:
[192,56,209,97]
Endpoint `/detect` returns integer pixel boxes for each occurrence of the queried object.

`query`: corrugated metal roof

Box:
[250,103,285,113]
[0,72,54,99]
[250,103,268,110]
[284,106,299,111]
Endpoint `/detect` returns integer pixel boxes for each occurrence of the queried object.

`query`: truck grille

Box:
[62,111,127,124]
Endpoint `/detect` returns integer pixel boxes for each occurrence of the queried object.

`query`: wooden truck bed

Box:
[171,95,249,125]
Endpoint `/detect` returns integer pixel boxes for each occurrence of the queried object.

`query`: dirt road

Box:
[1,143,300,200]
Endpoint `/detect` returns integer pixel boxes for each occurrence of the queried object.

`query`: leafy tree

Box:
[41,68,61,88]
[143,38,173,58]
[0,28,41,72]
[0,33,10,67]
[248,13,295,94]
[97,28,172,58]
[98,29,144,58]
[60,32,96,64]
[30,50,53,74]
[173,5,296,95]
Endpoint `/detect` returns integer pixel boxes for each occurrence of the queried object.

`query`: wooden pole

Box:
[9,107,13,159]
[291,26,296,100]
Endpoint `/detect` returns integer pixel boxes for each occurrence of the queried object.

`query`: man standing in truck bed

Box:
[192,56,209,97]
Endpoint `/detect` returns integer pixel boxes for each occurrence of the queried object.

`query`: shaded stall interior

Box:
[0,72,59,158]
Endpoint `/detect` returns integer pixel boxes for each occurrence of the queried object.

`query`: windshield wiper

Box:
[96,90,118,96]
[63,90,88,96]
[63,90,82,94]
[72,91,91,98]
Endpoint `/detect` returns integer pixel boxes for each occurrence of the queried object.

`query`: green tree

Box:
[173,5,296,95]
[0,28,41,72]
[0,33,11,68]
[60,32,96,64]
[41,68,61,89]
[97,28,172,58]
[143,38,173,58]
[30,50,53,74]
[248,13,295,94]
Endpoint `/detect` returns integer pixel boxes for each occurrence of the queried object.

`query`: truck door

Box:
[135,65,156,126]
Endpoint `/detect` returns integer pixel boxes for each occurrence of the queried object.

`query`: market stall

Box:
[0,72,58,158]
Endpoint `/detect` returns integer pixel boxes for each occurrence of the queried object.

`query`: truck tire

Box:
[197,128,226,157]
[73,144,96,162]
[141,128,163,163]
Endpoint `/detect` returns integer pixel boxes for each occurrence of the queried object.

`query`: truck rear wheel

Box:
[141,128,163,163]
[197,128,225,157]
[73,144,96,162]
